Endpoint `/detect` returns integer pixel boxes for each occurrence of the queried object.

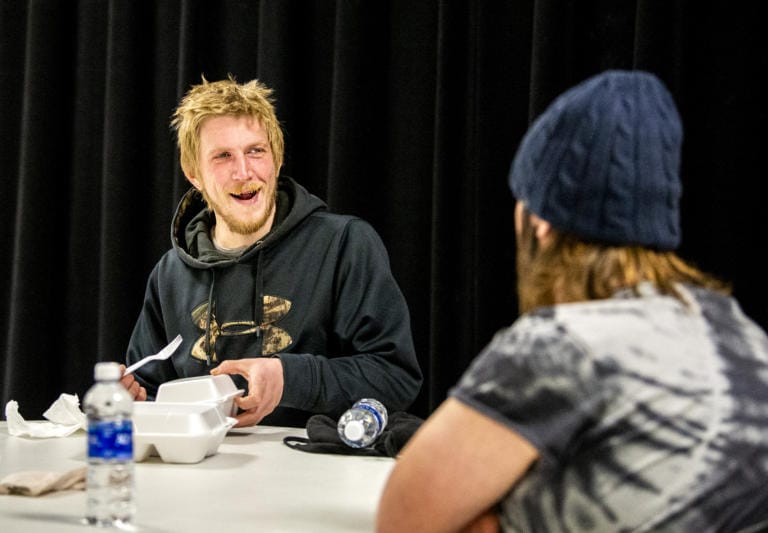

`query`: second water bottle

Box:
[337,398,388,448]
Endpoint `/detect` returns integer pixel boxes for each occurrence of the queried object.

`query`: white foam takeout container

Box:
[132,375,244,464]
[155,374,244,418]
[132,401,237,464]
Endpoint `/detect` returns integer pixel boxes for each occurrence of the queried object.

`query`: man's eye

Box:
[248,147,267,155]
[214,152,231,160]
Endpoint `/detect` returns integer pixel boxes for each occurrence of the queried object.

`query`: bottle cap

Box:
[343,420,365,442]
[94,362,122,381]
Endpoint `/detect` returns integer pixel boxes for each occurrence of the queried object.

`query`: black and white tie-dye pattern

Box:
[450,283,768,532]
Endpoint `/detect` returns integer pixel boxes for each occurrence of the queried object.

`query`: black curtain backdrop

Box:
[1,1,766,420]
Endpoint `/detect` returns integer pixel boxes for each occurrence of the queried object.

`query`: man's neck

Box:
[211,222,270,250]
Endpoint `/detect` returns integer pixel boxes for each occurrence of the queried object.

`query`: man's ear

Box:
[536,220,552,241]
[186,174,202,190]
[530,213,553,246]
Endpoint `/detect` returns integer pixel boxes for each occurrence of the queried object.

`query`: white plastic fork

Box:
[124,335,183,375]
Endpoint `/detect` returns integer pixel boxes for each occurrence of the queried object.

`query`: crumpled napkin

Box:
[4,393,87,438]
[0,467,86,496]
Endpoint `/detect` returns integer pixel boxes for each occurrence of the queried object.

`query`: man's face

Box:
[189,115,278,249]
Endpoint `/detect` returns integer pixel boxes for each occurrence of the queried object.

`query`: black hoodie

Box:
[126,177,422,427]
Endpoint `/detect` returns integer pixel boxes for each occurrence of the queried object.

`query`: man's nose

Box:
[231,154,250,180]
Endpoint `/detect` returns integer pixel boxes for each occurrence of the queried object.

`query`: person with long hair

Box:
[376,70,768,532]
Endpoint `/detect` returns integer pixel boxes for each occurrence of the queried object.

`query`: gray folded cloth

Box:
[0,466,86,496]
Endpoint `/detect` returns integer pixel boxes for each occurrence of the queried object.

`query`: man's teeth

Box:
[233,190,258,200]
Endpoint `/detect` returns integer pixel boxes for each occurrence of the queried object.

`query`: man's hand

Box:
[119,365,147,401]
[211,358,284,427]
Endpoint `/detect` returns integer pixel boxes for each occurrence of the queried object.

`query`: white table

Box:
[0,422,395,532]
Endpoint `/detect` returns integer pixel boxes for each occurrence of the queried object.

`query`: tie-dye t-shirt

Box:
[450,283,768,532]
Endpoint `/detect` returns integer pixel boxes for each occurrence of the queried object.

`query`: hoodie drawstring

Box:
[205,269,216,366]
[252,252,264,356]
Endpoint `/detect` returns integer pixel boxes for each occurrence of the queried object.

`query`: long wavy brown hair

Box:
[515,204,730,314]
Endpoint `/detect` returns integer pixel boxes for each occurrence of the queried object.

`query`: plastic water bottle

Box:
[83,362,135,527]
[337,398,388,448]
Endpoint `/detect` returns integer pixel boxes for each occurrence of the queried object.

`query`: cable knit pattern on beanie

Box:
[508,70,682,250]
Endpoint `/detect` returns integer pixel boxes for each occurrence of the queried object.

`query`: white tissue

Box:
[5,393,87,438]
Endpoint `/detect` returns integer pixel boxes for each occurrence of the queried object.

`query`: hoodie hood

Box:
[168,176,328,367]
[171,176,328,268]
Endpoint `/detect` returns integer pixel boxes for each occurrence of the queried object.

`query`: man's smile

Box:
[230,188,261,201]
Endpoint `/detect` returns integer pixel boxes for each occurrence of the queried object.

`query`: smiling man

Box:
[120,76,422,428]
[193,115,278,247]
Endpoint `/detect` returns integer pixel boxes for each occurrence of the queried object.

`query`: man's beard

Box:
[202,188,277,236]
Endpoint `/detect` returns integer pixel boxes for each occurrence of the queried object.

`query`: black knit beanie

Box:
[509,70,683,250]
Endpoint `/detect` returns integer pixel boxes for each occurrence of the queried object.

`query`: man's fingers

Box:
[209,359,283,426]
[234,409,265,428]
[211,359,244,376]
[235,394,259,410]
[119,371,147,401]
[133,383,147,401]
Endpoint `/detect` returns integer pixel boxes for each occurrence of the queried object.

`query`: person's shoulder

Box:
[307,211,380,237]
[493,307,578,353]
[499,297,654,352]
[553,290,673,321]
[310,210,363,224]
[474,309,596,388]
[154,246,189,272]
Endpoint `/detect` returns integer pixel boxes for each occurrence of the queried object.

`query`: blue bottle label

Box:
[88,420,133,460]
[358,403,383,428]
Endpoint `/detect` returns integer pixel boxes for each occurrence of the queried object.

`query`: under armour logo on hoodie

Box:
[190,296,293,361]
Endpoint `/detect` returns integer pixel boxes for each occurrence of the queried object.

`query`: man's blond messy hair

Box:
[170,74,284,179]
